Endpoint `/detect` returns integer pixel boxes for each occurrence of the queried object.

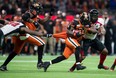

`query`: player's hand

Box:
[44,34,53,38]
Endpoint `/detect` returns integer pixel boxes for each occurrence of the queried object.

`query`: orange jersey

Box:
[53,20,84,40]
[53,20,84,59]
[24,17,38,31]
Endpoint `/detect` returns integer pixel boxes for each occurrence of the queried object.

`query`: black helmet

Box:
[30,2,43,14]
[90,9,99,23]
[80,12,90,26]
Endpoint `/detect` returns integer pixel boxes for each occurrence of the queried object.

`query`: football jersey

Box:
[84,18,104,40]
[0,21,24,36]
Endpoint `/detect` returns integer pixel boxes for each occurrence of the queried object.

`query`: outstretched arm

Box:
[20,27,45,36]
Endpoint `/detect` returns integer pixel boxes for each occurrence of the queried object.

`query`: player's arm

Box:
[27,18,47,35]
[98,25,106,35]
[67,29,84,38]
[0,19,9,25]
[85,26,98,34]
[37,22,47,34]
[20,27,45,36]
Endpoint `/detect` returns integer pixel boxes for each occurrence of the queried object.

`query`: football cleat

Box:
[37,62,44,69]
[98,64,109,70]
[69,64,76,72]
[43,62,50,72]
[110,64,115,71]
[76,64,86,70]
[0,65,8,71]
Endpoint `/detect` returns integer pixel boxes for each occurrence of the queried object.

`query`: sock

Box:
[51,55,66,64]
[37,45,44,64]
[70,56,84,70]
[71,63,76,68]
[2,52,17,66]
[55,42,58,54]
[76,62,81,65]
[75,47,81,63]
[99,53,107,65]
[113,59,116,65]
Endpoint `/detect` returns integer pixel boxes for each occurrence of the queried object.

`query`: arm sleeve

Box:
[0,19,5,25]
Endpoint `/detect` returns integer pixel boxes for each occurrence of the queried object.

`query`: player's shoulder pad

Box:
[97,18,104,26]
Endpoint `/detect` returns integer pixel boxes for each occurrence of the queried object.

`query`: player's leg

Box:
[69,48,86,72]
[43,46,73,72]
[0,37,25,71]
[92,38,109,70]
[26,35,45,69]
[69,39,89,72]
[110,59,116,71]
[73,46,86,71]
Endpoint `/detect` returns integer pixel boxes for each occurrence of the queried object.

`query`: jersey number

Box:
[9,22,20,27]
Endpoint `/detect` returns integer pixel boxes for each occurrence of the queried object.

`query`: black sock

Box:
[51,55,66,64]
[75,47,81,63]
[2,52,17,66]
[55,43,58,55]
[37,45,44,64]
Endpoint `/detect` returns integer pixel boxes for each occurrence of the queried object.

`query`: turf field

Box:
[0,54,116,78]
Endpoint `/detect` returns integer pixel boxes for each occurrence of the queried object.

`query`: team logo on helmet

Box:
[30,2,43,14]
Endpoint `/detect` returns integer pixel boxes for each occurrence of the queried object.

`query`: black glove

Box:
[33,22,40,28]
[44,34,53,38]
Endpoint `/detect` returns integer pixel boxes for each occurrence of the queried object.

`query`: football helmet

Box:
[30,2,43,14]
[89,9,99,23]
[80,12,90,26]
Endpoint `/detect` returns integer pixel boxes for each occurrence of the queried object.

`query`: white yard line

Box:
[0,60,75,63]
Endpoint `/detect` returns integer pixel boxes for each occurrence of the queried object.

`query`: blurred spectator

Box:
[12,8,22,22]
[60,12,70,54]
[0,10,7,19]
[43,13,55,55]
[111,13,116,55]
[103,11,113,55]
[57,0,67,12]
[54,10,62,55]
[109,0,116,11]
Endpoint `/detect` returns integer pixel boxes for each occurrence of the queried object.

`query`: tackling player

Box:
[0,2,48,71]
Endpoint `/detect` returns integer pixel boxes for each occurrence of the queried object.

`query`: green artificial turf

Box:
[0,54,116,78]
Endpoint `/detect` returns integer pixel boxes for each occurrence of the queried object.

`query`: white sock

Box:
[76,62,81,65]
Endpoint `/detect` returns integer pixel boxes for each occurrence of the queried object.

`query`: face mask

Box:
[90,14,98,23]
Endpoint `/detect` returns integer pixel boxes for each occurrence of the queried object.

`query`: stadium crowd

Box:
[0,0,116,56]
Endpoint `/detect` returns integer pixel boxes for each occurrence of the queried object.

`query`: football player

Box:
[69,9,109,72]
[42,12,90,72]
[0,2,48,71]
